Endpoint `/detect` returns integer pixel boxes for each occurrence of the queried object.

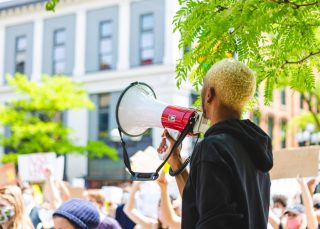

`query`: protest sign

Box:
[0,163,16,187]
[270,146,320,179]
[18,153,64,182]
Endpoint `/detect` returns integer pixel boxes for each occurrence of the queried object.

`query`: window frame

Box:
[99,20,113,71]
[14,35,27,74]
[139,13,155,66]
[52,28,66,75]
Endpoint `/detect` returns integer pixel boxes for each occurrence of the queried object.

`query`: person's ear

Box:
[206,87,215,103]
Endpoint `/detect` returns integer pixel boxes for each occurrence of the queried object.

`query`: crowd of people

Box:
[0,166,183,229]
[1,165,320,229]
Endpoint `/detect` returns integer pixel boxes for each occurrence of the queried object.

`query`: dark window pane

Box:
[99,94,110,108]
[100,55,112,70]
[300,94,304,109]
[100,39,112,54]
[281,120,287,148]
[141,49,154,65]
[54,46,65,61]
[55,30,65,45]
[281,88,286,105]
[15,52,26,73]
[267,117,273,140]
[101,21,112,37]
[141,32,153,48]
[17,36,27,51]
[98,94,110,140]
[15,61,25,74]
[54,62,65,74]
[16,52,26,63]
[253,114,260,126]
[141,14,153,30]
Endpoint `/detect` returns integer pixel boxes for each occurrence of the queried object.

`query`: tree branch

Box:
[270,0,320,8]
[281,51,320,68]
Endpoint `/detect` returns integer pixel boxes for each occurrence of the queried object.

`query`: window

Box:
[15,36,27,74]
[98,94,110,140]
[281,88,286,106]
[253,113,260,126]
[300,94,304,109]
[267,116,274,140]
[99,21,113,70]
[53,29,66,74]
[140,14,154,65]
[280,120,287,148]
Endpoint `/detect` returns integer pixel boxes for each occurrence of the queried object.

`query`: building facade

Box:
[0,0,312,185]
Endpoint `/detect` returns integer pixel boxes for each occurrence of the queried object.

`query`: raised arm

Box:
[297,177,318,229]
[157,171,181,229]
[42,167,62,210]
[123,181,158,229]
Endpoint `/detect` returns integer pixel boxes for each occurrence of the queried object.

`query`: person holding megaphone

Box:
[157,58,273,229]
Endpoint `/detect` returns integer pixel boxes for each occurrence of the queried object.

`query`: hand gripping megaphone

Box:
[116,82,209,181]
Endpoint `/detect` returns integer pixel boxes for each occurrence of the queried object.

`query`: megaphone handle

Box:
[159,130,181,161]
[169,131,200,177]
[156,116,196,175]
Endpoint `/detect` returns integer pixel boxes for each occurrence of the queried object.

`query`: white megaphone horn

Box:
[115,82,209,181]
[116,82,209,137]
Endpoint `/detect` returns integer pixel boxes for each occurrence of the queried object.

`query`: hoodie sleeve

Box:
[191,147,244,228]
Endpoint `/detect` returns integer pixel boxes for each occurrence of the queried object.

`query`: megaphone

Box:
[116,82,208,137]
[116,82,209,181]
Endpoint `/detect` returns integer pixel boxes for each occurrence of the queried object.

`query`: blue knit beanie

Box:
[53,198,100,229]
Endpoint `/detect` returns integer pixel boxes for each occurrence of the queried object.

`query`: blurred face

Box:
[53,216,77,229]
[286,212,302,229]
[0,197,15,224]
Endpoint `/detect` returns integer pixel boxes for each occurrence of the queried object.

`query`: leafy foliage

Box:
[174,0,320,106]
[45,0,59,12]
[0,74,118,163]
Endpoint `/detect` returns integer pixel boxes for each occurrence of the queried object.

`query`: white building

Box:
[0,0,196,186]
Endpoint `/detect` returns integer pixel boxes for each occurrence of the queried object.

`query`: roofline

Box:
[0,0,45,11]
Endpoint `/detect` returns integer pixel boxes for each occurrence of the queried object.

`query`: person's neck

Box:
[209,107,240,125]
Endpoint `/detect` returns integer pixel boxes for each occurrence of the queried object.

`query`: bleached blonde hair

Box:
[205,58,256,112]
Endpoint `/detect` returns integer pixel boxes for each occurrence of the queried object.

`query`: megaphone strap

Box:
[118,116,196,181]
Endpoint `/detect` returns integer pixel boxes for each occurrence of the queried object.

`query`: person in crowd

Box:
[43,166,70,211]
[53,198,100,229]
[272,194,288,218]
[115,204,135,229]
[156,170,181,229]
[84,189,122,229]
[0,185,34,229]
[297,177,318,229]
[282,204,307,229]
[158,58,273,228]
[312,193,320,224]
[124,181,173,229]
[20,183,42,228]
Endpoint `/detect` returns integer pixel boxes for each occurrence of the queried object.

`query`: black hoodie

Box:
[182,119,273,229]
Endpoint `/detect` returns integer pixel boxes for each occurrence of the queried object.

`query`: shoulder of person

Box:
[191,136,227,165]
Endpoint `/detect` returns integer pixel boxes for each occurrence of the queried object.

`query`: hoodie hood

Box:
[204,119,273,172]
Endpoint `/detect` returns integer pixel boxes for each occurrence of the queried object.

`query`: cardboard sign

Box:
[0,163,16,187]
[130,146,163,172]
[18,153,64,182]
[270,146,320,179]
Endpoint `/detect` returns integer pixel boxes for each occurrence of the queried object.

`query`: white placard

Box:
[18,153,64,182]
[102,186,123,204]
